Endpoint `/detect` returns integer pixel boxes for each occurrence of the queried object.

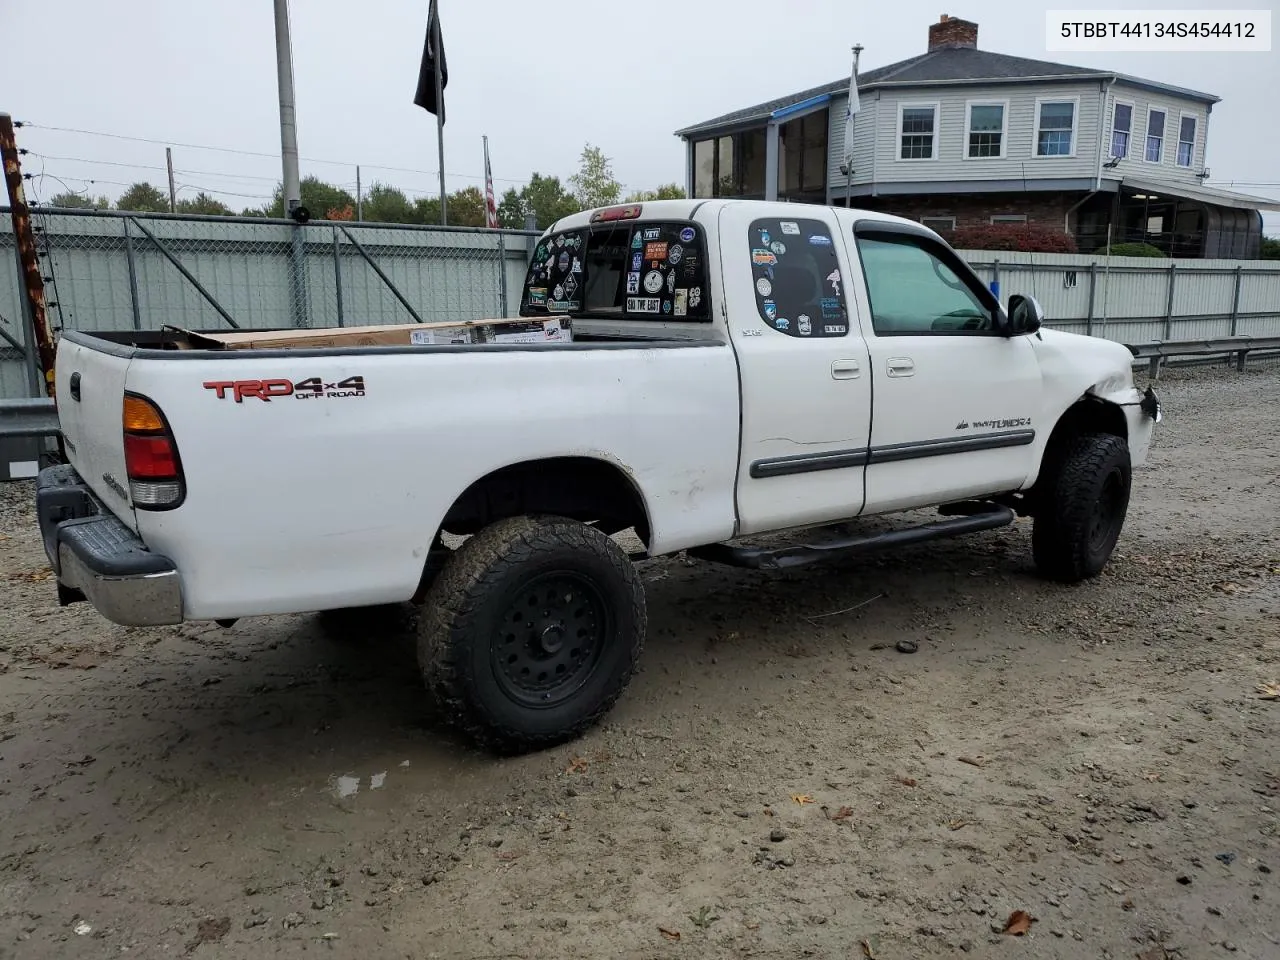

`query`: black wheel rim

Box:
[491,571,610,708]
[1088,468,1126,555]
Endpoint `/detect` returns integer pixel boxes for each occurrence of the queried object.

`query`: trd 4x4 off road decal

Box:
[203,376,366,403]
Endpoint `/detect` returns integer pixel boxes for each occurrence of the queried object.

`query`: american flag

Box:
[483,137,499,229]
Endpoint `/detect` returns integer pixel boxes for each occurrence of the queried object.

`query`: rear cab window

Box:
[521,218,711,321]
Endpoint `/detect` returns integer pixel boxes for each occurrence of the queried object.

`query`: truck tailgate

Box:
[54,337,136,531]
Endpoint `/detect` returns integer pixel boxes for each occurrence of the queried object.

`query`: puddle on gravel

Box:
[328,761,406,798]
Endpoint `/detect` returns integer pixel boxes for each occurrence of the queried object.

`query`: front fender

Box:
[1030,330,1161,480]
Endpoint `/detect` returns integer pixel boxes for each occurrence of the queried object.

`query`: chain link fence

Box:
[3,208,1280,401]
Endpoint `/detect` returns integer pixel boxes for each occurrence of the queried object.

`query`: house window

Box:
[691,129,767,198]
[1111,102,1133,159]
[779,109,829,196]
[1177,115,1196,167]
[694,139,714,197]
[966,102,1006,158]
[1146,109,1166,163]
[899,104,937,160]
[1036,100,1076,156]
[991,214,1027,224]
[922,216,956,234]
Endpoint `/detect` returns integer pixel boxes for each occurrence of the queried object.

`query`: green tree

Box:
[47,191,110,210]
[624,183,686,202]
[1262,236,1280,260]
[520,173,580,229]
[266,175,355,218]
[175,191,233,216]
[361,182,414,223]
[497,187,528,229]
[116,182,170,213]
[413,195,442,224]
[569,143,620,210]
[446,186,488,227]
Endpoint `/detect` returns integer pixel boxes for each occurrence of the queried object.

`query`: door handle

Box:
[69,372,82,401]
[831,359,861,380]
[886,357,915,378]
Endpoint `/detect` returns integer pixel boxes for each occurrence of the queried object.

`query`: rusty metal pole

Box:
[0,113,57,399]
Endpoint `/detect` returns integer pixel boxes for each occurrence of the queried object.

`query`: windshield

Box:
[520,221,711,321]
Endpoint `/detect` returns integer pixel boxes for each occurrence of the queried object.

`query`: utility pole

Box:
[432,4,447,225]
[165,146,177,212]
[273,0,303,218]
[0,113,57,399]
[355,165,363,221]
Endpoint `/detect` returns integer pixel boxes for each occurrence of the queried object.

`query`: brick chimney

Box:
[928,14,979,51]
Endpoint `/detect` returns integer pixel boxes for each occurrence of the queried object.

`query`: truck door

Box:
[719,203,872,536]
[847,221,1043,513]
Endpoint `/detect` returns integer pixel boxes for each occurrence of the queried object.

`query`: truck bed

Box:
[52,325,742,620]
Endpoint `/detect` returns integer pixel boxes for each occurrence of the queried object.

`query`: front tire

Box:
[417,516,646,753]
[1032,433,1132,583]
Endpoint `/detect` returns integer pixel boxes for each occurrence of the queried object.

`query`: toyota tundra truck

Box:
[34,199,1161,752]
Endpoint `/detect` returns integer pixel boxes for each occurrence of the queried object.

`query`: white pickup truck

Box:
[36,199,1160,751]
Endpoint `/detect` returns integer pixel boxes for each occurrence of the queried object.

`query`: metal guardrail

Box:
[0,397,57,438]
[1125,335,1280,379]
[1,335,1278,447]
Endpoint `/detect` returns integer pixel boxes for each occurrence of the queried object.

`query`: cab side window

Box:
[855,234,994,335]
[748,218,848,338]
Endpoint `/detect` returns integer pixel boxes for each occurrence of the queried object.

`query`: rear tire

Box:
[1032,433,1131,583]
[417,516,646,753]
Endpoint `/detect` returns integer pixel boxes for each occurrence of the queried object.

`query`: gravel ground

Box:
[1,364,1277,960]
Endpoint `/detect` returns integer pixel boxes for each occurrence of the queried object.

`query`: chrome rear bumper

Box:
[36,464,184,627]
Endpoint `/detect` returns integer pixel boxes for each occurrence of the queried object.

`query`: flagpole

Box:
[432,0,447,225]
[846,44,862,210]
[485,134,509,314]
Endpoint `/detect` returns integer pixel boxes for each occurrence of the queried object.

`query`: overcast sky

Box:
[2,0,1276,233]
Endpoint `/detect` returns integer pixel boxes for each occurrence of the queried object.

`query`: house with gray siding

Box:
[674,14,1278,258]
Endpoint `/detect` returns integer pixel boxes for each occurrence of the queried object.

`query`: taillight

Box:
[122,393,185,509]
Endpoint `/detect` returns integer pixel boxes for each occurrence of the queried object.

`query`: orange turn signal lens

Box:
[123,395,166,433]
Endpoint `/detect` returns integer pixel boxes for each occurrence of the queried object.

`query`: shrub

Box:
[950,223,1078,254]
[1104,241,1166,258]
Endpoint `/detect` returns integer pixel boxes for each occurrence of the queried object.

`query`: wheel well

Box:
[440,457,651,546]
[1029,395,1127,503]
[1049,395,1127,449]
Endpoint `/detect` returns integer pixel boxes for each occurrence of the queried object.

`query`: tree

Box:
[624,183,686,203]
[446,186,488,227]
[521,173,580,229]
[497,187,528,229]
[407,190,486,227]
[413,195,442,225]
[1262,236,1280,260]
[362,182,414,223]
[265,175,355,218]
[175,191,233,216]
[116,182,171,213]
[569,143,621,209]
[47,191,109,210]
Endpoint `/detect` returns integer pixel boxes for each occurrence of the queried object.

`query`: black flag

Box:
[413,0,447,123]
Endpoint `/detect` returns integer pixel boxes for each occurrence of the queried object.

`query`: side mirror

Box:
[1006,294,1044,336]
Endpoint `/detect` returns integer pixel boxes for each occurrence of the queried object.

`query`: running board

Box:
[686,503,1016,571]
